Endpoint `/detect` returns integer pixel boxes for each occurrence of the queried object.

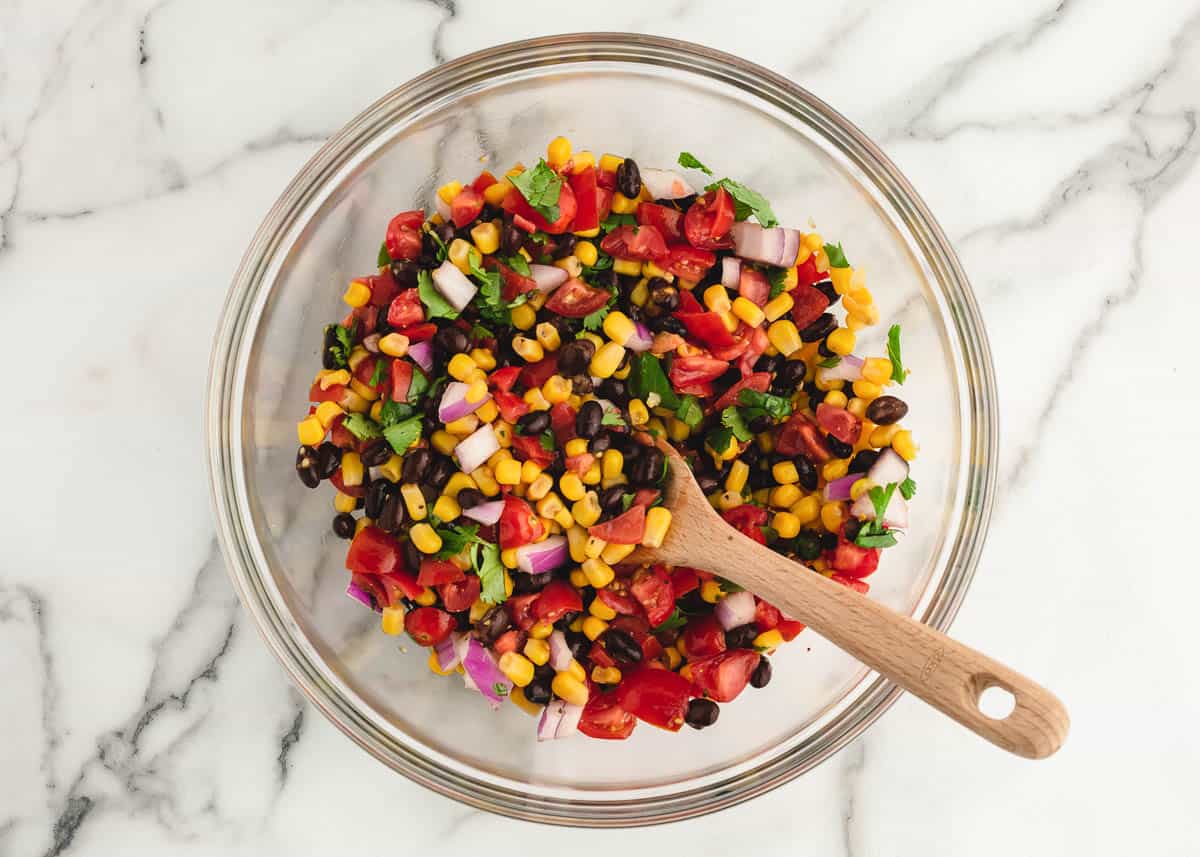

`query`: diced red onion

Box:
[732,222,803,267]
[823,472,861,502]
[453,633,472,679]
[868,448,909,487]
[431,260,477,312]
[779,228,801,269]
[529,264,569,293]
[407,340,434,373]
[439,380,491,423]
[714,590,756,630]
[361,332,381,353]
[721,257,741,288]
[454,423,499,474]
[516,536,568,574]
[435,194,452,221]
[815,354,864,385]
[346,581,374,609]
[462,499,504,526]
[626,322,654,353]
[555,703,584,738]
[548,630,573,672]
[641,168,696,200]
[461,637,512,709]
[436,632,462,672]
[538,700,565,741]
[851,490,909,529]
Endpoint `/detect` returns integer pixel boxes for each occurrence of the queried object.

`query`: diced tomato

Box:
[738,268,771,306]
[595,186,613,222]
[439,575,480,613]
[636,202,684,241]
[673,380,714,398]
[485,256,538,302]
[543,278,613,319]
[709,335,751,362]
[676,310,736,348]
[775,413,832,461]
[308,379,345,404]
[668,355,728,392]
[617,666,692,731]
[588,504,646,545]
[831,573,870,594]
[722,504,768,544]
[498,495,542,549]
[599,224,669,262]
[579,691,637,739]
[492,629,524,655]
[376,570,423,605]
[597,586,641,616]
[533,579,583,623]
[502,182,577,234]
[663,244,716,281]
[404,606,454,646]
[681,615,727,658]
[340,304,379,337]
[513,212,537,233]
[589,640,617,669]
[366,270,400,308]
[329,469,364,498]
[827,539,881,579]
[488,365,522,393]
[795,251,823,287]
[353,355,387,393]
[736,325,770,378]
[677,289,703,314]
[597,168,616,190]
[631,488,660,508]
[688,649,760,702]
[385,210,425,261]
[396,322,437,343]
[713,372,771,410]
[754,599,781,631]
[520,354,560,389]
[417,559,464,587]
[564,452,595,477]
[777,618,806,640]
[815,403,862,445]
[506,593,540,630]
[790,285,829,330]
[345,526,403,576]
[609,614,663,661]
[669,567,700,597]
[450,186,484,228]
[511,433,554,468]
[548,401,578,445]
[328,415,358,451]
[567,167,600,233]
[390,360,414,403]
[683,187,735,250]
[492,391,530,424]
[629,565,675,627]
[471,170,498,192]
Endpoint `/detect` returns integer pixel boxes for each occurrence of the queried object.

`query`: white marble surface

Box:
[2,1,1197,853]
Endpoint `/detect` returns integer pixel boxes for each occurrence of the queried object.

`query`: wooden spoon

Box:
[629,438,1069,759]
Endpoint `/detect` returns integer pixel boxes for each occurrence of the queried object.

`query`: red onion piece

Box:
[407,340,434,373]
[538,700,566,741]
[555,702,584,738]
[435,194,452,221]
[851,490,909,529]
[815,354,864,384]
[721,257,741,288]
[436,632,462,672]
[431,260,477,311]
[548,630,573,672]
[438,380,491,423]
[732,222,803,267]
[641,168,696,200]
[454,424,499,474]
[462,637,512,709]
[361,332,381,353]
[780,228,802,268]
[462,499,504,526]
[626,322,654,353]
[867,448,909,487]
[714,590,756,630]
[823,472,861,502]
[346,581,374,608]
[529,264,569,292]
[516,536,568,574]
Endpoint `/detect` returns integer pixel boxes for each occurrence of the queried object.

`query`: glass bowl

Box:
[206,33,997,826]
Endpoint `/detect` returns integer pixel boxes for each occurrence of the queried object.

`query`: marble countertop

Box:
[3,1,1197,854]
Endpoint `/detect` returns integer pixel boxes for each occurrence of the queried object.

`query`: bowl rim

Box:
[206,32,998,826]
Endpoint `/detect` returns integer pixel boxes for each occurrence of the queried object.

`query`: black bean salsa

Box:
[293,139,918,740]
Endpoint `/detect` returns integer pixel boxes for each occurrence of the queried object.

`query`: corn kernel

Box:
[377,454,404,483]
[566,524,589,562]
[726,460,750,494]
[491,421,513,449]
[703,284,732,312]
[523,387,550,411]
[569,568,588,588]
[428,649,457,676]
[851,380,880,401]
[318,368,351,390]
[343,278,371,308]
[374,333,408,359]
[826,328,856,355]
[312,402,343,431]
[822,458,849,481]
[590,341,626,379]
[823,389,849,408]
[846,397,868,419]
[470,221,500,255]
[447,353,478,381]
[732,296,766,327]
[566,239,597,268]
[547,136,572,168]
[602,311,635,345]
[610,192,638,214]
[591,665,622,685]
[333,491,357,513]
[297,416,325,446]
[700,580,724,603]
[527,621,553,642]
[511,301,538,330]
[465,350,494,373]
[716,490,744,512]
[869,423,902,448]
[380,606,406,635]
[429,430,458,456]
[335,451,361,487]
[494,651,533,688]
[494,458,521,486]
[524,637,550,666]
[551,672,590,707]
[763,292,794,322]
[792,495,820,524]
[401,483,428,520]
[542,375,571,405]
[850,477,873,501]
[862,357,893,385]
[447,238,474,275]
[601,449,624,481]
[613,362,631,381]
[753,629,784,651]
[772,511,801,539]
[613,257,641,276]
[535,322,562,353]
[469,599,490,622]
[768,320,803,356]
[892,429,918,461]
[641,506,672,549]
[584,535,607,559]
[554,255,583,278]
[767,482,800,508]
[567,659,587,682]
[600,541,636,563]
[437,181,463,203]
[630,278,650,307]
[628,398,650,426]
[572,491,602,527]
[598,153,623,173]
[432,494,461,522]
[444,414,479,437]
[582,616,609,641]
[581,557,615,588]
[483,179,511,206]
[820,502,844,532]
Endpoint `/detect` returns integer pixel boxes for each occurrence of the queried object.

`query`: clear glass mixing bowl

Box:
[206,33,997,826]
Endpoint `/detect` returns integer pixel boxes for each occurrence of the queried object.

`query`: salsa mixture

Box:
[293,138,918,740]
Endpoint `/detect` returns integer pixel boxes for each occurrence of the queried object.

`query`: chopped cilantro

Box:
[473,541,507,605]
[377,241,391,268]
[760,525,779,543]
[707,426,735,456]
[382,415,423,453]
[620,492,637,512]
[470,323,494,341]
[418,269,458,320]
[368,359,388,388]
[716,577,744,594]
[434,522,480,560]
[704,178,778,227]
[470,248,521,326]
[505,254,532,276]
[405,365,430,404]
[720,407,753,442]
[737,388,792,420]
[538,430,555,451]
[493,682,509,697]
[325,324,353,368]
[674,394,704,429]
[601,408,626,427]
[817,355,842,369]
[629,353,680,410]
[653,607,688,632]
[854,483,899,548]
[378,397,414,428]
[677,152,713,175]
[855,530,898,548]
[899,477,917,501]
[887,324,909,383]
[581,253,614,281]
[767,267,789,299]
[823,242,849,269]
[342,413,382,440]
[422,223,448,262]
[581,305,611,331]
[508,159,563,223]
[600,212,637,232]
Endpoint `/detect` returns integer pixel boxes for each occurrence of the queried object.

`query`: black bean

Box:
[670,194,697,211]
[566,374,591,396]
[433,326,470,356]
[843,518,862,542]
[552,234,577,259]
[598,484,627,513]
[750,657,772,688]
[315,442,342,479]
[748,414,772,434]
[646,280,679,316]
[817,340,834,358]
[685,698,720,729]
[435,221,457,247]
[799,313,837,342]
[696,472,721,495]
[793,530,822,561]
[377,495,404,533]
[616,158,642,199]
[819,532,839,552]
[364,479,394,519]
[589,430,611,453]
[402,539,422,574]
[826,434,854,459]
[795,456,818,491]
[419,482,439,504]
[500,222,524,256]
[389,259,421,287]
[401,448,432,484]
[591,268,619,291]
[725,624,759,649]
[321,326,341,370]
[475,605,511,645]
[426,455,455,490]
[513,570,553,595]
[332,513,356,539]
[748,460,774,491]
[652,314,688,336]
[717,365,741,389]
[517,411,551,436]
[598,377,629,404]
[632,447,665,487]
[601,628,643,663]
[575,400,604,439]
[677,590,706,615]
[564,628,589,659]
[295,446,320,488]
[556,339,594,376]
[524,676,552,706]
[754,353,783,375]
[740,444,761,466]
[848,450,879,474]
[814,280,838,305]
[361,438,392,467]
[866,396,908,425]
[454,610,472,632]
[775,359,807,391]
[456,488,485,509]
[423,391,443,422]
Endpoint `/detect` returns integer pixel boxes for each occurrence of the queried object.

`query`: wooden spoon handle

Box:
[711,542,1069,759]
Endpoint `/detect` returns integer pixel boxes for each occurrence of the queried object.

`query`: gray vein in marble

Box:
[275,697,306,788]
[840,741,866,857]
[425,0,456,65]
[0,586,61,797]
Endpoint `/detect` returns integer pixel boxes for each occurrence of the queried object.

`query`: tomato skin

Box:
[579,692,638,739]
[506,593,540,630]
[663,244,716,281]
[548,401,578,445]
[831,573,870,594]
[521,354,560,390]
[485,256,538,301]
[599,224,669,261]
[385,210,425,260]
[377,570,423,604]
[533,579,583,623]
[630,565,675,627]
[544,278,611,317]
[503,182,577,234]
[396,322,437,343]
[736,326,769,378]
[815,403,862,445]
[492,629,525,655]
[669,567,700,597]
[510,433,554,468]
[588,504,646,545]
[345,526,403,576]
[387,289,425,328]
[684,187,735,250]
[775,413,832,462]
[738,267,771,306]
[668,355,728,392]
[617,666,692,731]
[790,285,829,330]
[492,391,530,424]
[712,372,771,411]
[328,416,358,451]
[567,167,600,232]
[689,649,760,702]
[597,585,641,616]
[471,170,498,192]
[563,453,594,478]
[366,270,400,308]
[417,559,464,587]
[777,618,806,640]
[488,365,522,393]
[676,310,736,348]
[754,599,782,631]
[308,380,345,404]
[827,539,881,578]
[353,355,387,393]
[722,503,768,544]
[498,495,542,549]
[341,304,379,337]
[329,469,364,497]
[438,574,481,613]
[390,360,413,403]
[636,203,684,241]
[405,606,455,646]
[796,252,823,287]
[681,614,727,658]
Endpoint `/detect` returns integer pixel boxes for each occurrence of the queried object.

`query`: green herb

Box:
[470,323,494,341]
[854,530,898,548]
[899,477,917,501]
[601,408,626,427]
[377,241,391,268]
[653,607,688,632]
[581,253,614,281]
[704,178,778,227]
[423,223,448,262]
[674,394,704,429]
[434,522,480,560]
[887,324,908,383]
[493,682,509,697]
[508,159,563,223]
[677,151,713,175]
[470,248,521,326]
[600,212,637,232]
[417,269,459,320]
[760,525,779,543]
[538,430,555,451]
[325,324,353,368]
[382,415,423,453]
[378,397,415,428]
[505,254,532,276]
[716,577,744,594]
[737,389,792,420]
[620,492,636,512]
[368,359,388,388]
[767,267,789,299]
[817,355,842,369]
[793,530,823,561]
[854,483,899,548]
[823,242,849,269]
[629,353,680,410]
[406,365,430,404]
[581,305,611,332]
[720,407,753,442]
[707,426,735,456]
[342,413,382,440]
[473,541,507,605]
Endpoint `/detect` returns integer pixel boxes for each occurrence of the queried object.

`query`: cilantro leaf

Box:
[737,388,792,420]
[325,324,353,369]
[869,483,896,521]
[418,269,458,320]
[581,306,610,331]
[707,426,735,456]
[377,241,391,268]
[716,577,744,594]
[887,324,908,383]
[508,159,563,223]
[422,223,448,262]
[767,267,789,299]
[677,152,713,175]
[342,413,382,440]
[899,477,917,500]
[405,365,430,404]
[470,323,494,341]
[823,242,849,269]
[382,415,423,453]
[817,355,842,369]
[505,254,531,276]
[378,397,414,428]
[653,607,688,632]
[674,394,703,429]
[855,530,898,548]
[854,483,900,548]
[704,178,778,227]
[629,353,680,410]
[720,407,753,442]
[474,541,507,605]
[600,212,637,232]
[434,522,480,560]
[538,430,555,451]
[601,407,626,427]
[368,359,389,388]
[620,492,636,512]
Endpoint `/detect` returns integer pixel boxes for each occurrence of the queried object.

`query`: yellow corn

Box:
[753,629,784,651]
[401,483,427,520]
[296,416,325,446]
[700,580,724,603]
[333,491,356,513]
[470,221,500,255]
[543,375,571,404]
[600,541,636,564]
[432,494,461,522]
[523,473,553,502]
[524,637,550,666]
[628,398,649,426]
[610,192,638,214]
[599,153,623,173]
[378,454,404,483]
[447,238,474,275]
[378,604,406,635]
[601,449,624,480]
[437,181,463,203]
[768,320,803,356]
[348,378,379,403]
[570,151,595,173]
[703,284,732,313]
[514,332,546,364]
[444,414,479,437]
[613,257,641,276]
[862,357,893,385]
[572,492,602,527]
[772,461,800,485]
[343,278,371,308]
[851,379,880,400]
[494,458,522,485]
[408,523,441,554]
[575,240,598,267]
[547,135,572,168]
[492,421,513,448]
[584,535,607,559]
[725,460,749,494]
[554,255,583,278]
[582,557,615,588]
[500,548,519,569]
[497,651,535,688]
[822,459,849,482]
[763,292,794,322]
[629,278,650,307]
[318,368,351,390]
[475,400,499,423]
[824,389,848,408]
[551,672,590,707]
[846,397,867,419]
[569,567,588,588]
[892,429,918,461]
[590,341,626,378]
[732,296,765,327]
[826,328,856,355]
[564,524,588,563]
[510,687,541,716]
[767,483,799,508]
[642,506,672,549]
[613,362,632,381]
[447,353,478,381]
[535,322,562,352]
[483,179,511,207]
[378,333,409,358]
[559,472,586,502]
[602,311,635,345]
[820,502,843,532]
[792,494,820,524]
[589,597,617,620]
[850,477,873,501]
[429,649,456,675]
[869,423,902,448]
[591,666,622,685]
[523,387,550,411]
[580,615,608,641]
[772,511,801,539]
[717,490,744,511]
[529,621,553,641]
[431,430,459,456]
